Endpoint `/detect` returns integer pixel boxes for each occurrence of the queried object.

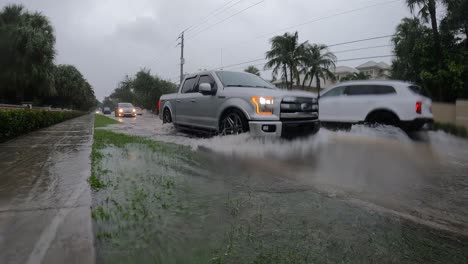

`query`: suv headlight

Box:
[251,96,274,115]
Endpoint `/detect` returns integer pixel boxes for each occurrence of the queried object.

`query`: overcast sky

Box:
[0,0,413,100]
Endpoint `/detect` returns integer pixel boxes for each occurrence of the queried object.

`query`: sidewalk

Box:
[0,114,95,264]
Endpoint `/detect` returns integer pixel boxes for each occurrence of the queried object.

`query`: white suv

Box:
[319,80,433,131]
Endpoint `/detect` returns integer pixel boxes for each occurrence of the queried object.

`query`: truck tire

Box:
[219,109,248,135]
[163,108,172,123]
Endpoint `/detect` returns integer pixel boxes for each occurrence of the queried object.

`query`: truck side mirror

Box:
[199,83,214,95]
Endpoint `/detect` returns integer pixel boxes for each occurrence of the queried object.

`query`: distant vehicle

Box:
[103,107,111,115]
[115,103,136,117]
[135,107,143,115]
[158,71,319,138]
[319,80,433,131]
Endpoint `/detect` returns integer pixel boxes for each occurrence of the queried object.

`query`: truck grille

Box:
[280,97,318,120]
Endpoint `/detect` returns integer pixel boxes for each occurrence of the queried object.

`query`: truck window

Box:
[181,77,198,93]
[197,75,217,91]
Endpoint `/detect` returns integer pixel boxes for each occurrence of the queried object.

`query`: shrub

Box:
[0,109,84,142]
[432,122,468,138]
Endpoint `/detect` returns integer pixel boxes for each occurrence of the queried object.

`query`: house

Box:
[334,66,358,81]
[355,61,390,79]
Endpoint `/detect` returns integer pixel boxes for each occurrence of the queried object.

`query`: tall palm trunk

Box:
[428,0,444,100]
[289,65,294,90]
[283,64,288,89]
[315,73,321,99]
[301,73,308,89]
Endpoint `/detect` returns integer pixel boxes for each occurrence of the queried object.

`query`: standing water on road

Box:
[91,116,468,263]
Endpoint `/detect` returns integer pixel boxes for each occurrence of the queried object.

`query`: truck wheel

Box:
[220,109,248,135]
[163,108,172,123]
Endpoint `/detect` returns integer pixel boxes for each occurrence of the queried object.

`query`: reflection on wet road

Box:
[91,114,468,263]
[0,114,95,264]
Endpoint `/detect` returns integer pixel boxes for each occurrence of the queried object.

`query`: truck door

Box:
[191,74,220,129]
[175,76,199,125]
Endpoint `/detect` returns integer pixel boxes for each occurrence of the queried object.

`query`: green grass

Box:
[94,114,120,128]
[432,122,467,138]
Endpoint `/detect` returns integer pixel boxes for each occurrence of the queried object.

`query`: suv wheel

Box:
[366,111,399,126]
[163,108,172,123]
[220,110,248,135]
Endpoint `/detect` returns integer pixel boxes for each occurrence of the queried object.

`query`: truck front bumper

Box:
[249,119,320,138]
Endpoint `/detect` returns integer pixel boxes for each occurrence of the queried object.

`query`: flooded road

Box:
[0,114,95,264]
[91,113,468,263]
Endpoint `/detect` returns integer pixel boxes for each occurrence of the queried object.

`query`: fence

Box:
[432,100,468,129]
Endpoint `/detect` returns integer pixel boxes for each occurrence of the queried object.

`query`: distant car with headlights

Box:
[115,102,136,117]
[158,71,319,138]
[319,80,433,131]
[103,107,111,115]
[135,107,143,115]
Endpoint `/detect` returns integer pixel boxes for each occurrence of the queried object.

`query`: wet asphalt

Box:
[0,114,95,264]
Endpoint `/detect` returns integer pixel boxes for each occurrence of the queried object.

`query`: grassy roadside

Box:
[432,122,467,138]
[94,114,119,128]
[89,122,468,263]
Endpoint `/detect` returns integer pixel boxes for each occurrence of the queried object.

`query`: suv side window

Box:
[181,77,198,93]
[346,85,374,95]
[374,85,396,95]
[322,86,346,97]
[197,75,217,91]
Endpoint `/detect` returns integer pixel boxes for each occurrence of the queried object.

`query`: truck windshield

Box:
[215,71,275,89]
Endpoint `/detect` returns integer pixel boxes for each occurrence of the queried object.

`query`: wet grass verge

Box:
[89,130,468,264]
[94,114,120,128]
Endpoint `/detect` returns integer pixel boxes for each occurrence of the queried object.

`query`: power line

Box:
[226,0,400,49]
[332,44,392,54]
[185,0,245,33]
[187,0,266,40]
[328,34,395,47]
[210,35,394,70]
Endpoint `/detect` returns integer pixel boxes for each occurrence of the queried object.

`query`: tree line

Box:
[103,69,177,112]
[0,4,96,110]
[392,0,467,101]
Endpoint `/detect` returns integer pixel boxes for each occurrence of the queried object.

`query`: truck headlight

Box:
[251,96,274,115]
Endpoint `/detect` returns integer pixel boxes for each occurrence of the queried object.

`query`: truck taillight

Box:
[415,101,422,114]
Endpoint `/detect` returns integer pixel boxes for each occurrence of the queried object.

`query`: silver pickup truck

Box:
[158,71,319,137]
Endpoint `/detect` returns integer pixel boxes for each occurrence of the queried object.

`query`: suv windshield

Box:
[215,71,274,89]
[118,103,133,108]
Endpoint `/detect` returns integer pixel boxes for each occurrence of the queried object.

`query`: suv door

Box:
[319,86,347,122]
[191,74,219,129]
[341,85,397,122]
[175,76,199,125]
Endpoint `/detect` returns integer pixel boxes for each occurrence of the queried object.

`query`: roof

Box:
[334,66,358,74]
[356,61,390,70]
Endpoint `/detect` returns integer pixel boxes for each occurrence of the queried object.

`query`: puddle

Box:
[90,132,468,263]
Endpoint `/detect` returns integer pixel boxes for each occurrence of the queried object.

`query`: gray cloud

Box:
[1,0,411,100]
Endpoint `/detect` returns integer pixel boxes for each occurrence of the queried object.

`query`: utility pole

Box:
[177,31,185,84]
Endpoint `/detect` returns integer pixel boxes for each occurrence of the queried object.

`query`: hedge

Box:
[0,109,84,142]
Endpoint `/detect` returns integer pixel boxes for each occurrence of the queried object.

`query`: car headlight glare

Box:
[251,96,274,115]
[118,108,123,113]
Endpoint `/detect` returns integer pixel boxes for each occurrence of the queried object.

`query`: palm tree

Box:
[299,44,336,98]
[264,32,306,89]
[406,0,443,63]
[340,72,370,81]
[0,4,56,103]
[244,65,260,76]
